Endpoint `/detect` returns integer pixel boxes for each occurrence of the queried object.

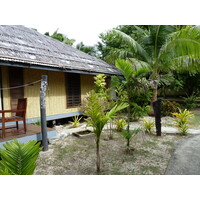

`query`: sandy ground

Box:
[34,116,186,175]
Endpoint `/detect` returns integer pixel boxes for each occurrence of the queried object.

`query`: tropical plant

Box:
[161,100,181,116]
[94,74,107,94]
[45,29,75,46]
[69,115,83,128]
[143,119,155,134]
[0,139,41,175]
[33,121,41,126]
[182,93,200,109]
[115,118,127,132]
[118,127,142,152]
[114,59,150,130]
[76,42,99,57]
[94,73,116,140]
[172,109,194,135]
[83,90,128,172]
[106,25,200,105]
[130,103,150,121]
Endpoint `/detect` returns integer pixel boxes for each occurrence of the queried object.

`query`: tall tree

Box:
[76,42,99,57]
[113,59,150,129]
[106,25,200,103]
[45,29,75,46]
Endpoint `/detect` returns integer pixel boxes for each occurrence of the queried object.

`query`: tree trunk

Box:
[150,81,158,116]
[127,93,131,132]
[127,138,130,147]
[96,137,100,173]
[152,87,158,103]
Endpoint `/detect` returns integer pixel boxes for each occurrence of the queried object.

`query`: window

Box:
[66,73,81,107]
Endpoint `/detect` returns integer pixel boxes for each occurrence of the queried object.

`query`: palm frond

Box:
[159,26,200,61]
[119,127,142,139]
[106,103,128,120]
[169,56,200,74]
[107,29,150,62]
[115,59,134,80]
[134,67,151,78]
[128,58,150,71]
[105,48,134,63]
[0,139,41,175]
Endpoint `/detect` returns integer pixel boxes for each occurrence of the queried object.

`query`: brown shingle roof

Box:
[0,25,120,75]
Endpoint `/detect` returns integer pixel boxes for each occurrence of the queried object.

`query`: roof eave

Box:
[0,59,121,76]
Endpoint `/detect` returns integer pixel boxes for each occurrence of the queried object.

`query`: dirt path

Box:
[165,134,200,175]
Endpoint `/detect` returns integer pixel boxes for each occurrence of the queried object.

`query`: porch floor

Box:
[0,124,54,142]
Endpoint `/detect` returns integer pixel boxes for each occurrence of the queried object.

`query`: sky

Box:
[29,24,118,46]
[1,0,198,47]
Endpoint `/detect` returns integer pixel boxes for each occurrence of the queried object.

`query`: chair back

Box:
[16,98,27,117]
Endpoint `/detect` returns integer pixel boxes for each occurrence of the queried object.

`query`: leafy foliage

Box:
[115,119,127,132]
[161,100,181,116]
[101,25,200,104]
[182,93,200,109]
[33,121,41,126]
[118,127,142,150]
[0,139,41,175]
[114,59,151,122]
[69,115,83,128]
[130,103,150,121]
[83,90,128,136]
[143,119,155,134]
[94,74,107,94]
[82,73,128,172]
[76,42,99,57]
[45,29,75,46]
[172,109,194,135]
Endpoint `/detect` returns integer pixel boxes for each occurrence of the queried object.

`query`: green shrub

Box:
[119,127,142,151]
[172,109,194,135]
[115,119,127,132]
[143,119,155,134]
[130,103,150,121]
[182,93,200,109]
[0,139,41,175]
[69,115,83,128]
[33,121,41,126]
[161,100,181,117]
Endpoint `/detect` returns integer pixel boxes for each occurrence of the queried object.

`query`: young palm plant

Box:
[114,59,150,130]
[107,25,200,104]
[0,139,41,175]
[83,90,128,173]
[119,127,142,153]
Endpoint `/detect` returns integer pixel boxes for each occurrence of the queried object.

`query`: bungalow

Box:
[0,25,120,142]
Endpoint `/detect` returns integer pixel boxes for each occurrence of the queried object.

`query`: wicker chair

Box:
[0,98,27,138]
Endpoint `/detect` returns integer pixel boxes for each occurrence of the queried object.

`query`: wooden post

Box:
[40,75,48,151]
[153,99,162,136]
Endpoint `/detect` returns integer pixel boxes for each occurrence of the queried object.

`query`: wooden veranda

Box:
[0,124,56,147]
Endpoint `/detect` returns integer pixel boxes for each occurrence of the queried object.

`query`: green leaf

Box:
[0,139,41,175]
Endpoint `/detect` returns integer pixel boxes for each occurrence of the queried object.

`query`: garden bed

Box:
[35,109,200,175]
[35,129,184,175]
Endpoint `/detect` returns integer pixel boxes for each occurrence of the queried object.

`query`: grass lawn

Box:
[35,129,184,175]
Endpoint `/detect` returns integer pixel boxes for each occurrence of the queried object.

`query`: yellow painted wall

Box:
[1,66,95,119]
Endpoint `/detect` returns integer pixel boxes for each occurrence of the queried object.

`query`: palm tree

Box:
[107,25,200,103]
[114,59,150,130]
[83,90,128,173]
